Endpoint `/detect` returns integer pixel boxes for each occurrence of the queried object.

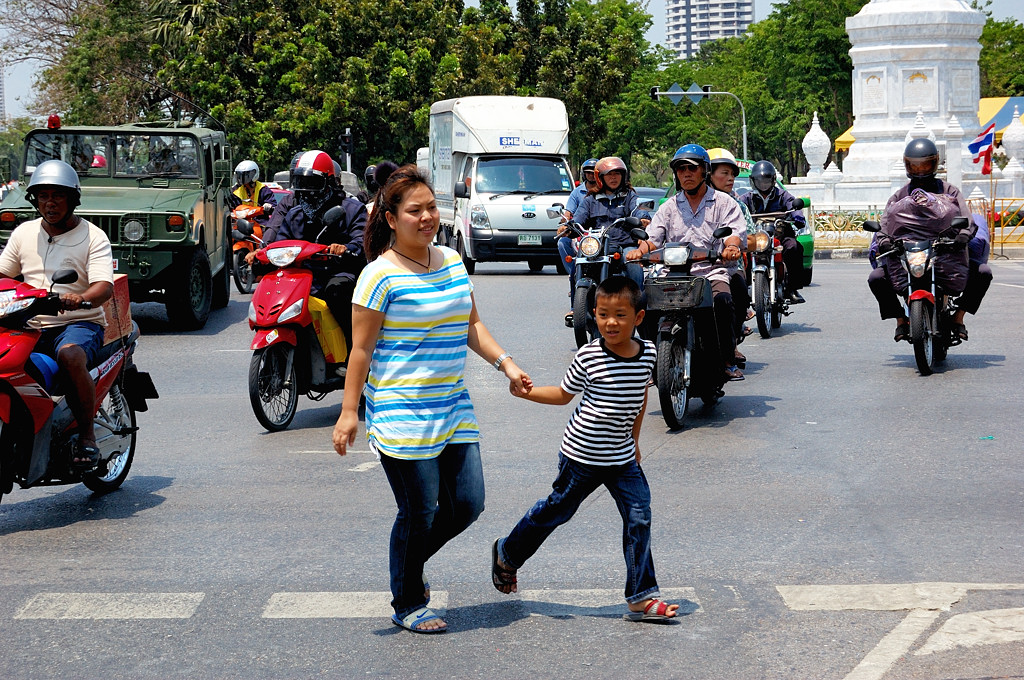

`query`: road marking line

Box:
[215,349,253,352]
[917,607,1024,656]
[844,609,940,680]
[290,450,370,455]
[993,282,1024,289]
[14,593,205,620]
[778,582,1024,611]
[262,591,448,618]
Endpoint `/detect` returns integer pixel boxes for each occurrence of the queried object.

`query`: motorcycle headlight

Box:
[579,236,601,257]
[752,231,770,251]
[266,246,302,267]
[278,298,303,323]
[0,290,34,318]
[248,300,257,323]
[663,245,690,266]
[907,250,928,278]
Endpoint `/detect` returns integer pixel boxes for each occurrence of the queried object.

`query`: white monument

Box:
[789,0,987,206]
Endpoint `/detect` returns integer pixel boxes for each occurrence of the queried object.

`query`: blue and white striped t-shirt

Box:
[559,338,656,466]
[352,246,479,460]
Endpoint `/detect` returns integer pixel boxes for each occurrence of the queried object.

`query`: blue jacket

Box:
[572,189,651,249]
[274,191,367,284]
[739,188,807,229]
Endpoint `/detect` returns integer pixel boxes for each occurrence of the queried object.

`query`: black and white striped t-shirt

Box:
[559,338,656,466]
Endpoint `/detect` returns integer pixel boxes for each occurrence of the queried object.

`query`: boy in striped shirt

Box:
[491,277,679,622]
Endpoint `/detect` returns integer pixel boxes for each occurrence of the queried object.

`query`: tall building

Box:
[665,0,754,60]
[0,68,7,125]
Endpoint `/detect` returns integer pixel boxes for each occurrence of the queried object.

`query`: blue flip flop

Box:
[392,607,447,634]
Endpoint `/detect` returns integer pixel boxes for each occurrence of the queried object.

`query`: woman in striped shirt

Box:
[332,165,531,634]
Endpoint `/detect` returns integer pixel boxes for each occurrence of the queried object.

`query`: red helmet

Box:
[292,150,335,194]
[593,156,628,192]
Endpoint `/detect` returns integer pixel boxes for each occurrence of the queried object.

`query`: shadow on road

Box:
[132,300,249,337]
[651,393,782,432]
[882,353,1005,372]
[0,475,173,534]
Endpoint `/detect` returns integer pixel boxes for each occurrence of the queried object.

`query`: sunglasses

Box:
[676,164,703,174]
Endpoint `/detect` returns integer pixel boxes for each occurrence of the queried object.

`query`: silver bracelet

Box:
[493,352,512,371]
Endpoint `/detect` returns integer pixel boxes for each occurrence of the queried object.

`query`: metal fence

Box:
[974,198,1024,256]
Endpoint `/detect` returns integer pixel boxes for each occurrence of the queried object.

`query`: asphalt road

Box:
[1,259,1022,679]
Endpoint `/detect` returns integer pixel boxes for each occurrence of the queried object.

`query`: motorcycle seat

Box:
[88,321,141,369]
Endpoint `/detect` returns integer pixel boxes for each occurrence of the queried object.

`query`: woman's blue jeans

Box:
[498,454,660,604]
[379,442,485,618]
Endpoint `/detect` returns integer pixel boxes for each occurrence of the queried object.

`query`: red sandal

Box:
[624,598,678,622]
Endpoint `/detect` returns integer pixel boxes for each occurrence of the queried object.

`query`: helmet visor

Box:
[752,175,775,193]
[292,172,327,193]
[905,156,938,178]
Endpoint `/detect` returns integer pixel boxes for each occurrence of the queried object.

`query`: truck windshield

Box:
[475,157,572,195]
[23,131,200,179]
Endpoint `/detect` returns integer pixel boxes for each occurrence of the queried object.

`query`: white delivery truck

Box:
[428,96,574,273]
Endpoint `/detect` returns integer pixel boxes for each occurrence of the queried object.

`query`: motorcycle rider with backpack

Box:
[868,138,988,341]
[272,150,367,350]
[740,160,807,304]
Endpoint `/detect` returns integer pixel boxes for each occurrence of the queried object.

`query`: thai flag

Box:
[968,122,996,175]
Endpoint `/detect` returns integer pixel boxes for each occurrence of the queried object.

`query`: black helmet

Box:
[903,138,939,179]
[364,164,378,193]
[749,160,777,194]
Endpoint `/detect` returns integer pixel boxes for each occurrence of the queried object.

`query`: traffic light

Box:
[339,129,354,157]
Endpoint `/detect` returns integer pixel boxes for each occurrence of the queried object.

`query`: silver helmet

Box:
[234,159,259,186]
[26,159,82,209]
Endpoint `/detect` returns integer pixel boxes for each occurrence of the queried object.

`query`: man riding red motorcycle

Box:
[0,159,113,468]
[270,150,367,350]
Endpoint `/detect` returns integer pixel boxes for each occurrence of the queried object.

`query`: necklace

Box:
[392,247,432,273]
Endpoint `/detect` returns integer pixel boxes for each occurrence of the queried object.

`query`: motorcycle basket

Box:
[645,276,709,311]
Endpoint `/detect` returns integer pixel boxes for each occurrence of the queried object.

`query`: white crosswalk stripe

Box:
[14,593,205,620]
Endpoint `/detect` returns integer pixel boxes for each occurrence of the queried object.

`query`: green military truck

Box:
[0,121,233,329]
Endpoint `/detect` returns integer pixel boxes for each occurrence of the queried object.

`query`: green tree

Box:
[978,16,1024,97]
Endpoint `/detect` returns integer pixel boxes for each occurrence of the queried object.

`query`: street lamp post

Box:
[651,84,748,161]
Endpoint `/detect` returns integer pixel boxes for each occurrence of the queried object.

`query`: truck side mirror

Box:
[454,182,469,199]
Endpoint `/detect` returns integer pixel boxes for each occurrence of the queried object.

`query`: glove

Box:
[876,235,892,252]
[954,231,971,247]
[263,203,274,213]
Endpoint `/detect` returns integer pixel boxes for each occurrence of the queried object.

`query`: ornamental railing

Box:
[972,198,1024,257]
[808,206,882,248]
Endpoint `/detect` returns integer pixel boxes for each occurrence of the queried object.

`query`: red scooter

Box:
[0,269,158,503]
[236,208,353,432]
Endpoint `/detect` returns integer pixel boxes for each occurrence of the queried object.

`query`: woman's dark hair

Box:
[364,164,434,261]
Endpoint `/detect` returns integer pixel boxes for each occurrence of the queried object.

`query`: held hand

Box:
[954,231,971,247]
[635,447,642,464]
[332,410,359,456]
[722,244,742,261]
[245,250,258,265]
[626,248,644,262]
[327,243,348,256]
[503,361,532,397]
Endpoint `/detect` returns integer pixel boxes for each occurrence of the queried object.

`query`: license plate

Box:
[517,234,541,246]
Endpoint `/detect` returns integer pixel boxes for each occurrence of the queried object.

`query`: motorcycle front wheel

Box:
[83,384,136,494]
[657,333,690,431]
[572,286,593,349]
[753,270,772,338]
[233,249,255,294]
[910,298,935,375]
[249,345,299,431]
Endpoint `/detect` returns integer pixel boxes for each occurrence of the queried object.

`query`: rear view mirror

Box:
[712,227,732,239]
[454,182,470,199]
[624,216,641,228]
[791,197,806,210]
[213,159,231,186]
[862,220,881,233]
[322,205,344,228]
[630,228,649,242]
[51,269,79,286]
[235,219,254,236]
[951,216,969,230]
[637,199,655,211]
[546,205,564,219]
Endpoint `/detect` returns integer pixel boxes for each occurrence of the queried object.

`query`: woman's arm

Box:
[332,304,386,455]
[466,293,532,396]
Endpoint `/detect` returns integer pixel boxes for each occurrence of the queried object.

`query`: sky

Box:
[2,0,1020,120]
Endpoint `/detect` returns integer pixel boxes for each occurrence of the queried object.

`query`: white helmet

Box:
[26,159,82,210]
[234,159,259,186]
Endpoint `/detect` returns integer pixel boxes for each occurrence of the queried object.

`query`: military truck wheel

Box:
[211,258,230,310]
[166,248,213,330]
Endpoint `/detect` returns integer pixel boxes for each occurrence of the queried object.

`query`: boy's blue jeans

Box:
[379,442,485,619]
[498,454,660,604]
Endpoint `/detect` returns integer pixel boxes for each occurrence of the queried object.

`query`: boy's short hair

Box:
[595,277,643,311]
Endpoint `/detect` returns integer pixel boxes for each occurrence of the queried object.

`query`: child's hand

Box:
[503,361,532,396]
[634,447,642,464]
